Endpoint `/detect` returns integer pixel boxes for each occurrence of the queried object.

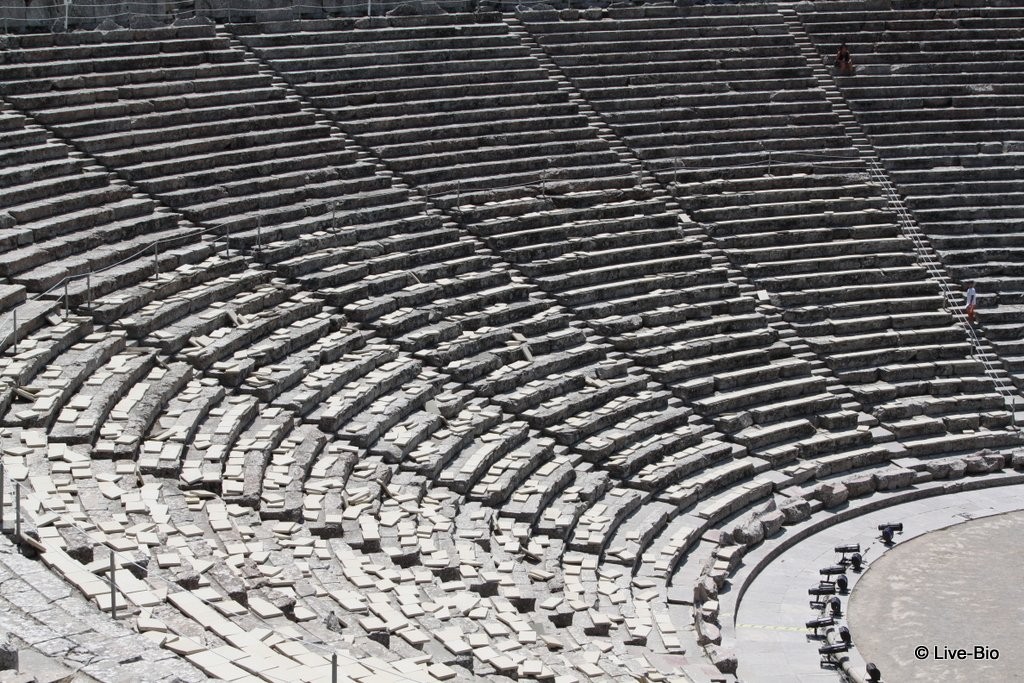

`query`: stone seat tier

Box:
[304,76,563,111]
[0,48,250,86]
[592,88,828,115]
[536,34,796,58]
[13,221,202,295]
[528,23,780,44]
[354,113,592,150]
[854,105,1024,127]
[546,43,803,71]
[1,197,175,281]
[0,315,92,415]
[339,102,583,139]
[238,20,509,46]
[48,348,157,445]
[372,123,600,161]
[576,75,821,104]
[3,72,272,111]
[3,330,126,429]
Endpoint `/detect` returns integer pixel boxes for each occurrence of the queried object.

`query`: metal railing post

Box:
[14,482,20,538]
[109,552,117,619]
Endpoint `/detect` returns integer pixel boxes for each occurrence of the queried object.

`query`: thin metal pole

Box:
[153,241,159,281]
[14,482,20,538]
[331,653,338,683]
[225,225,231,259]
[63,281,69,320]
[11,310,16,353]
[109,552,117,619]
[256,216,262,255]
[86,273,91,311]
[0,461,4,531]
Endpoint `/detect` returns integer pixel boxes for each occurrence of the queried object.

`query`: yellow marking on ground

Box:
[737,623,813,633]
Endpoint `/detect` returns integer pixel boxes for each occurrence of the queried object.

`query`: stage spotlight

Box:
[850,552,863,571]
[838,625,852,646]
[877,523,903,533]
[866,662,882,681]
[819,565,846,577]
[805,616,834,633]
[836,543,860,566]
[836,574,849,594]
[829,596,841,617]
[881,526,895,545]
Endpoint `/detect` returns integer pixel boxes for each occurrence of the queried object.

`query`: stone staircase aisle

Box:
[777,3,1024,423]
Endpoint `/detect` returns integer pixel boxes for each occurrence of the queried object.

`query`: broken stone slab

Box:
[965,451,1004,474]
[815,482,848,508]
[873,466,915,491]
[778,496,810,524]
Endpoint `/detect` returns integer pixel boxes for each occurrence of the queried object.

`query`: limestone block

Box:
[844,473,876,498]
[760,510,785,537]
[731,517,764,548]
[696,621,721,646]
[873,467,914,491]
[965,451,1004,474]
[707,644,737,674]
[816,482,849,508]
[778,496,811,524]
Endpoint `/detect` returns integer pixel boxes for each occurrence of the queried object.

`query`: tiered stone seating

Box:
[521,5,851,184]
[0,106,202,301]
[798,2,1024,386]
[524,6,1017,457]
[229,15,634,210]
[2,9,1023,683]
[0,25,380,254]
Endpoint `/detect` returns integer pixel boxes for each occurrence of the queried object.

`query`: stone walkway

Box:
[733,484,1024,683]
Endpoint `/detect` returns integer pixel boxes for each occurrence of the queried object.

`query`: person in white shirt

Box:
[965,282,977,324]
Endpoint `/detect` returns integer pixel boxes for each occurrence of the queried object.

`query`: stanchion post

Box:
[63,281,69,320]
[14,482,20,538]
[86,273,91,311]
[331,653,338,683]
[109,552,117,620]
[11,310,17,353]
[153,241,159,282]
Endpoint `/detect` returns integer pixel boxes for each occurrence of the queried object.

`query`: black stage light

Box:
[819,565,846,576]
[836,574,849,593]
[805,616,834,631]
[838,625,852,646]
[867,662,882,681]
[850,552,863,571]
[877,522,903,532]
[829,596,842,617]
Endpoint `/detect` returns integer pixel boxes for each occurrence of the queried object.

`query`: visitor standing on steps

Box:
[965,281,977,324]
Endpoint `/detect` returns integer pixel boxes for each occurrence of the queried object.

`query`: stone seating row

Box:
[0,31,385,254]
[0,108,201,297]
[799,0,1024,391]
[228,17,641,211]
